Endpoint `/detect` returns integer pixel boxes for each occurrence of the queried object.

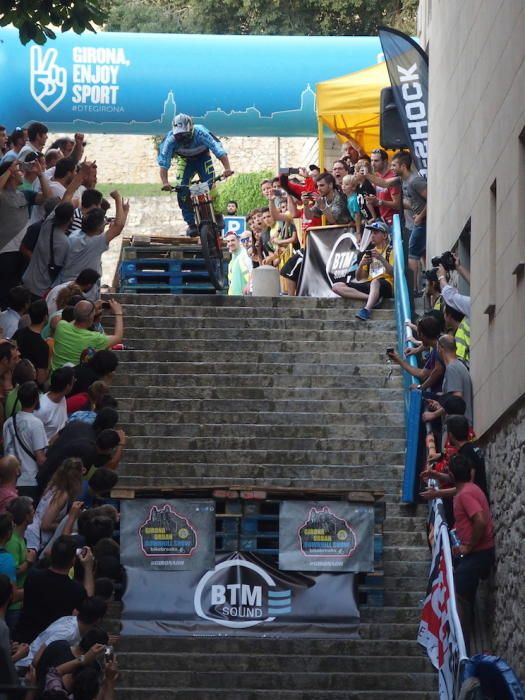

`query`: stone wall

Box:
[50,133,314,183]
[481,396,525,678]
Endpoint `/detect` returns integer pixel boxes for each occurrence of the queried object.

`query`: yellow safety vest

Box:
[455,318,470,365]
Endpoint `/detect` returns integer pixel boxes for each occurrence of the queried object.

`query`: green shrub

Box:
[215,170,273,216]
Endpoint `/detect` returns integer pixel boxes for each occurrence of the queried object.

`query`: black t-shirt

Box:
[356,180,376,220]
[13,326,50,371]
[38,420,109,489]
[14,569,86,643]
[71,364,102,395]
[458,443,488,497]
[36,639,74,689]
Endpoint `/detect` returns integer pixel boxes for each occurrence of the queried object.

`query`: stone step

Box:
[116,651,431,673]
[116,349,398,364]
[117,334,398,350]
[113,293,394,309]
[110,360,400,377]
[114,386,403,401]
[114,293,395,310]
[116,410,406,427]
[117,466,402,490]
[383,531,428,547]
[117,669,436,692]
[384,590,426,606]
[115,305,395,321]
[107,315,397,331]
[121,436,406,453]
[117,690,437,700]
[383,561,430,578]
[111,372,404,389]
[383,547,430,563]
[382,516,428,531]
[361,607,422,624]
[116,637,427,656]
[383,576,430,591]
[118,422,406,440]
[121,448,405,466]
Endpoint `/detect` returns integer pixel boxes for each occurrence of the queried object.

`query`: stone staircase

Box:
[107,294,437,699]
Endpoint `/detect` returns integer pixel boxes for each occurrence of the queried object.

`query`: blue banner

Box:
[0,28,382,136]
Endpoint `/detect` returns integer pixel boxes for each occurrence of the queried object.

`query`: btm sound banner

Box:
[121,500,359,637]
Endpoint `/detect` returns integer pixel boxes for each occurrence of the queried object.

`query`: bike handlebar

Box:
[164,172,233,193]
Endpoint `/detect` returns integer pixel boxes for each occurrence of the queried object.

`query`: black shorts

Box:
[344,278,393,298]
[453,547,495,602]
[280,250,304,282]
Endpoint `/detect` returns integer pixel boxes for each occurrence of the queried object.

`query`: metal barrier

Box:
[392,214,421,503]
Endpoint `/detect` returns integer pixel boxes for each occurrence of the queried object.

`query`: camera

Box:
[101,301,111,310]
[75,547,87,557]
[431,251,456,271]
[386,347,394,355]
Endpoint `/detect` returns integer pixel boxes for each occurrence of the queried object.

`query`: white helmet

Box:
[172,113,193,137]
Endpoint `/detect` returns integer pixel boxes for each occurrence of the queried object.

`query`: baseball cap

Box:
[365,221,388,234]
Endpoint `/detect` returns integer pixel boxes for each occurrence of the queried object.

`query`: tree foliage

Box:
[2,0,417,46]
[215,171,272,217]
[0,0,108,45]
[105,0,418,36]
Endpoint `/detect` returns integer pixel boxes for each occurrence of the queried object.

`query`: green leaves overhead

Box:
[2,0,108,45]
[105,0,417,36]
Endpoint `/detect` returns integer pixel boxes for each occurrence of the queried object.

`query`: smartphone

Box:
[386,347,394,355]
[101,301,111,309]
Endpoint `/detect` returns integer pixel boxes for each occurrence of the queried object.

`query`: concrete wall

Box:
[421,0,525,675]
[424,0,525,436]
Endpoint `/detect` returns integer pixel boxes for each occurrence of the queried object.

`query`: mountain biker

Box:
[158,114,233,236]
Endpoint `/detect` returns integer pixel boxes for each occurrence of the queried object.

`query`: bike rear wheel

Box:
[199,222,226,291]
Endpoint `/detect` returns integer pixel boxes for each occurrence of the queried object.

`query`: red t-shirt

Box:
[375,168,401,224]
[453,482,494,552]
[0,485,17,513]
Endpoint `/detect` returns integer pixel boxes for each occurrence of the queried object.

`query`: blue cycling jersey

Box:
[157,125,227,169]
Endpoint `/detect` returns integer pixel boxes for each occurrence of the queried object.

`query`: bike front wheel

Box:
[199,222,226,291]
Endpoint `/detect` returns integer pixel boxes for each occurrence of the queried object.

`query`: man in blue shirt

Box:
[158,114,233,235]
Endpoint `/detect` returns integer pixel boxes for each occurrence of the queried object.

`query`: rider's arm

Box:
[158,133,175,187]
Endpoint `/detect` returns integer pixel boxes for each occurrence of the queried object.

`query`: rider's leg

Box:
[174,156,196,229]
[195,156,223,227]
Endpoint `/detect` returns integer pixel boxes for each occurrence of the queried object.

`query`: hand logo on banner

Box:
[30,46,68,113]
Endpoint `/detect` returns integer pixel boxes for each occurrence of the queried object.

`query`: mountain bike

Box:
[171,175,228,291]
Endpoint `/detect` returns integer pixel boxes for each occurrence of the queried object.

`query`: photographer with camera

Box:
[52,299,124,371]
[434,251,471,317]
[302,173,352,226]
[332,221,394,320]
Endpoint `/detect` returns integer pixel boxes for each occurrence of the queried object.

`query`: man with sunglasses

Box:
[158,114,233,236]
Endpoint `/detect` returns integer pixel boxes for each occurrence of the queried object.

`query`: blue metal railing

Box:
[392,215,422,503]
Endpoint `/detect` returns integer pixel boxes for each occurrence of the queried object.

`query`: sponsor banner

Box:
[121,499,215,572]
[279,501,374,573]
[418,500,468,699]
[223,216,247,237]
[122,551,359,637]
[297,226,357,297]
[379,27,429,176]
[0,27,382,136]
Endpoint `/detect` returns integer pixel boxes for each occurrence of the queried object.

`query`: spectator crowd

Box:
[0,121,126,698]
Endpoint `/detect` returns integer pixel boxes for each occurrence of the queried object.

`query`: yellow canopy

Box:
[316,62,390,165]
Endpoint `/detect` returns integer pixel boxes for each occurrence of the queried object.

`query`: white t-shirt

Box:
[34,394,68,441]
[2,412,48,487]
[17,615,79,668]
[29,180,66,225]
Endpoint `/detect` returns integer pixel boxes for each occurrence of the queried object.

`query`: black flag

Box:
[379,27,429,176]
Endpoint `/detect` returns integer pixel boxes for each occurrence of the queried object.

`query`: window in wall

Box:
[514,126,525,283]
[484,180,497,320]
